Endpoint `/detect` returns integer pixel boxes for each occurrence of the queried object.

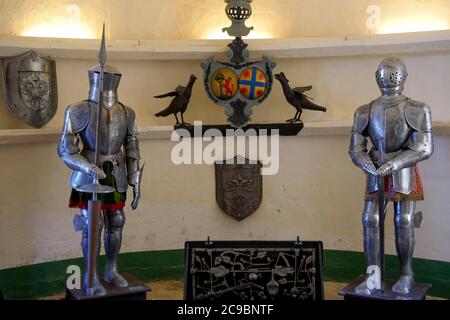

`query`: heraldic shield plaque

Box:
[201,1,276,128]
[215,157,262,221]
[2,51,58,128]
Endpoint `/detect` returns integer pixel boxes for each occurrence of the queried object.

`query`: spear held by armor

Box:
[75,24,115,296]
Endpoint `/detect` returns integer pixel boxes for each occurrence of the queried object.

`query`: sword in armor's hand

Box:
[76,24,114,296]
[377,139,387,289]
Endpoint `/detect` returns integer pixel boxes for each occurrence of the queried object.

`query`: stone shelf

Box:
[1,121,449,145]
[1,30,450,61]
[172,123,304,137]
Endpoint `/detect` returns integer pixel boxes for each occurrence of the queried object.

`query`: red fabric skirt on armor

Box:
[365,166,424,202]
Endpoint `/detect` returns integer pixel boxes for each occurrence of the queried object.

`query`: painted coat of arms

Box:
[215,157,262,221]
[2,51,58,128]
[202,0,276,128]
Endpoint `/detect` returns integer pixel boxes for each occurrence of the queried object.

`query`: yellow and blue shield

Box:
[201,38,276,128]
[238,67,268,101]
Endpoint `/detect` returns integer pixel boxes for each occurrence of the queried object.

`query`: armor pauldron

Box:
[58,121,94,175]
[123,105,138,134]
[123,105,141,160]
[58,102,93,171]
[58,131,80,157]
[58,103,90,157]
[63,102,91,134]
[405,102,432,133]
[352,104,370,134]
[349,133,368,154]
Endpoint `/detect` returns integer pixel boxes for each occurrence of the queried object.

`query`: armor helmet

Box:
[88,65,121,107]
[375,57,408,96]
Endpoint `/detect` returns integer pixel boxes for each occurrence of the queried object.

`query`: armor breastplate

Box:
[80,102,127,156]
[368,96,413,157]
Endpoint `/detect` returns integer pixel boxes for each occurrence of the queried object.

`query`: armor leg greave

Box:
[362,200,381,268]
[79,210,106,296]
[103,209,128,287]
[392,201,416,294]
[356,200,380,295]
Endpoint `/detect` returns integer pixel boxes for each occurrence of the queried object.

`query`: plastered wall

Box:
[0,0,450,270]
[0,52,450,270]
[0,0,450,39]
[2,52,450,130]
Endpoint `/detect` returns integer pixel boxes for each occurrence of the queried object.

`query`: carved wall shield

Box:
[215,157,262,221]
[3,51,58,128]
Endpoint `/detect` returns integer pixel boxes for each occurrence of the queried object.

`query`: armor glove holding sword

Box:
[362,162,377,176]
[361,161,395,177]
[377,161,395,176]
[88,165,107,180]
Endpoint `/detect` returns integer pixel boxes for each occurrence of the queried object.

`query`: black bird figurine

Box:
[154,74,197,126]
[275,72,327,123]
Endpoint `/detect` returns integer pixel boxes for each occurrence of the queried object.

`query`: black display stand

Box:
[66,273,151,301]
[339,275,432,300]
[185,239,324,301]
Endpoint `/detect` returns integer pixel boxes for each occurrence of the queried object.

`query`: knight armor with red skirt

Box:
[349,57,433,295]
[58,65,143,295]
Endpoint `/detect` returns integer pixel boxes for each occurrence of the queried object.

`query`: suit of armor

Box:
[349,57,433,295]
[58,65,142,295]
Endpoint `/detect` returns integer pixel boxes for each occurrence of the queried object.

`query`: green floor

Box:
[1,249,449,300]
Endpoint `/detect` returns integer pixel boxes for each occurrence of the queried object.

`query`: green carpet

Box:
[0,249,448,300]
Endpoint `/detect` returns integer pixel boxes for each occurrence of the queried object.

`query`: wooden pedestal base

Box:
[66,273,151,301]
[339,275,431,300]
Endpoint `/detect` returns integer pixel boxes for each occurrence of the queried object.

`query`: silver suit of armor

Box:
[349,57,433,295]
[58,65,142,293]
